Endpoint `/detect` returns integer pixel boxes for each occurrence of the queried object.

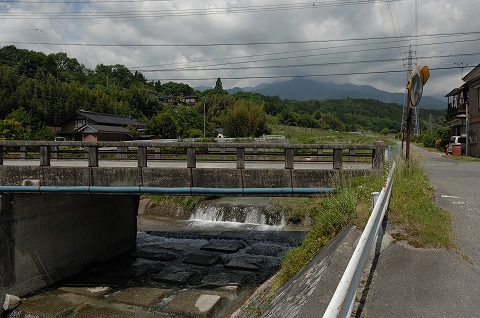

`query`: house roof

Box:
[463,63,480,83]
[56,110,144,127]
[77,110,143,126]
[78,124,131,134]
[445,84,468,97]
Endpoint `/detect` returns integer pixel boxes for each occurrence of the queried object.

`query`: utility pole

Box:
[203,97,206,139]
[453,62,470,79]
[402,46,419,147]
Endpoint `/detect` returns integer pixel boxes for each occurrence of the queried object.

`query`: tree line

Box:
[0,45,447,141]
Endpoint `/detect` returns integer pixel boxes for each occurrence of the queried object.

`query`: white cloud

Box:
[0,0,479,100]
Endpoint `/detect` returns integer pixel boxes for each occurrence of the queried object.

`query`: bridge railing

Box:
[0,140,385,170]
[323,162,395,318]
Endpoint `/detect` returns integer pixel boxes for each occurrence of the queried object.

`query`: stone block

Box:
[182,253,220,266]
[12,296,75,317]
[152,268,199,285]
[131,250,176,261]
[58,286,112,298]
[111,287,173,308]
[163,291,223,318]
[225,256,264,271]
[74,304,132,318]
[200,240,246,253]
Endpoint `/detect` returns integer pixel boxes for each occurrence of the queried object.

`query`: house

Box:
[78,124,132,142]
[445,63,480,156]
[55,109,144,142]
[159,95,175,104]
[182,95,198,105]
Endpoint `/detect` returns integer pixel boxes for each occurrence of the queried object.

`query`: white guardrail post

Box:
[323,163,395,318]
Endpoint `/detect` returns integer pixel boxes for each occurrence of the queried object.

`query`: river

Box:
[6,197,307,318]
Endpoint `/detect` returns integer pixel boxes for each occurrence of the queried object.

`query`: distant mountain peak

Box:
[246,78,445,109]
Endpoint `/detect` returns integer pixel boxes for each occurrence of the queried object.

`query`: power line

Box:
[0,0,402,19]
[128,52,480,73]
[0,6,103,64]
[0,0,172,2]
[2,31,479,47]
[145,66,472,82]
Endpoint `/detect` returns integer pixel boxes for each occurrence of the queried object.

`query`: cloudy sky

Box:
[1,0,479,99]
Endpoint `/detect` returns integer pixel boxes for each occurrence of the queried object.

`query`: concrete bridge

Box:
[0,140,384,311]
[0,140,385,193]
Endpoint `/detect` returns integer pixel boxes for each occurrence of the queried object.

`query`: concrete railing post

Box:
[40,146,50,166]
[51,146,58,158]
[285,148,294,169]
[117,146,128,159]
[317,148,323,161]
[220,147,226,160]
[20,146,27,159]
[333,148,343,169]
[373,141,385,169]
[187,147,196,168]
[154,147,162,159]
[237,148,245,169]
[138,147,147,167]
[87,146,98,167]
[349,149,356,162]
[253,147,258,160]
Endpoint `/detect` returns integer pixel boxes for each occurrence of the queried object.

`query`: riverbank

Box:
[4,200,306,318]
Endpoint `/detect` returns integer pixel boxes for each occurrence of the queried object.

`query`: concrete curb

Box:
[232,225,363,318]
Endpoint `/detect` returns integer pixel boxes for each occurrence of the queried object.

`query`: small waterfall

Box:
[189,202,285,227]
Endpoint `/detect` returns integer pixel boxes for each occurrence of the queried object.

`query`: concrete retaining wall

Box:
[0,193,138,310]
[0,166,377,190]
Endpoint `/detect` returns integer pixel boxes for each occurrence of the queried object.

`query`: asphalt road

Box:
[420,147,480,264]
[361,146,480,318]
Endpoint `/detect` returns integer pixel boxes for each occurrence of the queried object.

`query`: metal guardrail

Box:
[323,162,395,318]
[0,140,385,170]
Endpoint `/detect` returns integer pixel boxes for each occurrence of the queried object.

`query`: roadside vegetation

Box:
[268,151,456,292]
[269,171,386,291]
[142,195,213,218]
[388,153,455,249]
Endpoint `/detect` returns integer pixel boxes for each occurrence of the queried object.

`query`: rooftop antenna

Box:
[453,62,470,79]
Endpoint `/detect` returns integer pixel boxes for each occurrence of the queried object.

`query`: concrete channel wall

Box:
[0,193,139,311]
[0,166,376,190]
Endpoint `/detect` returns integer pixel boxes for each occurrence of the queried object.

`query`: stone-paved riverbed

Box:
[6,215,306,318]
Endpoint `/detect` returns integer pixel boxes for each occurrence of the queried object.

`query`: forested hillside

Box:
[0,45,447,141]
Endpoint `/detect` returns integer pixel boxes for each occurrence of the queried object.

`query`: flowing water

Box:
[7,197,307,318]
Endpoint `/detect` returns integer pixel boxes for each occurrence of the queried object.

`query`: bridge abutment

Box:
[0,193,138,310]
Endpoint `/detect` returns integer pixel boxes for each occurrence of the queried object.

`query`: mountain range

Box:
[196,77,446,110]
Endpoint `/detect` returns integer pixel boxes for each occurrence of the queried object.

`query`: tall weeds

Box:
[271,173,384,291]
[389,154,455,248]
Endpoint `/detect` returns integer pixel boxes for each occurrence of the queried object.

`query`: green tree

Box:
[31,122,56,140]
[160,82,194,97]
[380,127,390,135]
[222,100,268,137]
[145,112,178,138]
[0,119,25,140]
[215,77,223,90]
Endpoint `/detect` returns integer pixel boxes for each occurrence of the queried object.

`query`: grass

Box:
[269,124,397,146]
[269,151,457,292]
[441,154,480,162]
[270,172,386,291]
[388,153,456,249]
[144,195,214,217]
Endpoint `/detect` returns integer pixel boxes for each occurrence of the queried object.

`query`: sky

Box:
[0,0,479,100]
